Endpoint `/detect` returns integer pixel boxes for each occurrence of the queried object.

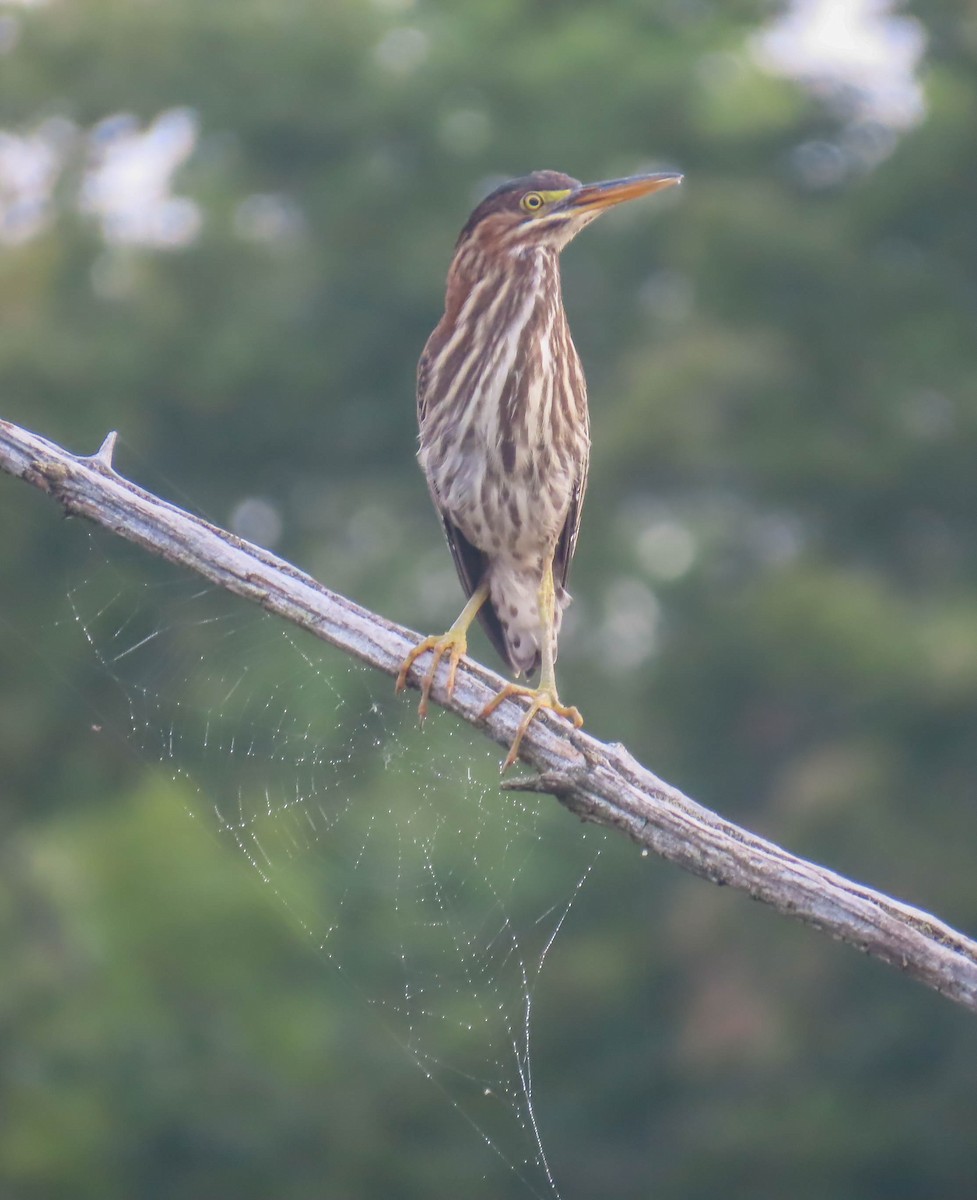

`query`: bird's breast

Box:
[419,307,589,565]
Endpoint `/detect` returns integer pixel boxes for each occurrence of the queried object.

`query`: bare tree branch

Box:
[3,414,976,1013]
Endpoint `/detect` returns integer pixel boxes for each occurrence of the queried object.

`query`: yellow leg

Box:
[396,583,489,720]
[479,561,583,771]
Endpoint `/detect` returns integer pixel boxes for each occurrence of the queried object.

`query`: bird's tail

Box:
[488,567,569,678]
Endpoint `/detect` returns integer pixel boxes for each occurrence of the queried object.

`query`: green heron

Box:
[396,168,682,768]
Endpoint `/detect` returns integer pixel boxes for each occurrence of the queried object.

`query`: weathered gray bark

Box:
[2,414,976,1013]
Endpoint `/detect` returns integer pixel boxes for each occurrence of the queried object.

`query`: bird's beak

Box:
[559,172,683,215]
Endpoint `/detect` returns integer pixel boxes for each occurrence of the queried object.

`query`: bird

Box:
[396,167,682,769]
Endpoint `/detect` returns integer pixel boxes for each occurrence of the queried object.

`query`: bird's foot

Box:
[395,629,468,721]
[480,684,583,772]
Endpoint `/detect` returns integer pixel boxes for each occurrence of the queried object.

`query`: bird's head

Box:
[457,168,683,257]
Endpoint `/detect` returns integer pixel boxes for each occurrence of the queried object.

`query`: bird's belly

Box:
[435,450,574,567]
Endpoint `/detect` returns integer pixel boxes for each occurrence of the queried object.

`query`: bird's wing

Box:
[438,510,511,668]
[554,465,588,595]
[416,347,435,424]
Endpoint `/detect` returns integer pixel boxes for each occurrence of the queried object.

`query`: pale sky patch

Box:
[79,108,202,247]
[754,0,927,128]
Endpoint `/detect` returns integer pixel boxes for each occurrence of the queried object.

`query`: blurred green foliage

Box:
[2,1,977,1197]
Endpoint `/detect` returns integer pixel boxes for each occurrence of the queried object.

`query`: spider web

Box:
[55,523,601,1198]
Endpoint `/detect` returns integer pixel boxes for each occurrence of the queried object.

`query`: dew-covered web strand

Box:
[62,528,601,1198]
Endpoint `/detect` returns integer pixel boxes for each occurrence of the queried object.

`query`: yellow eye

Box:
[521,191,544,213]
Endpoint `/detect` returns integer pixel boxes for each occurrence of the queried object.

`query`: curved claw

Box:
[480,684,584,772]
[395,631,468,721]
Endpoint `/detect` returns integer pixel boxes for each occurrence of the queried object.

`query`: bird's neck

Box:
[443,242,563,328]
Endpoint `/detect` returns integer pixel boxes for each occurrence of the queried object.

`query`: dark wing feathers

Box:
[416,349,432,423]
[438,513,511,668]
[554,467,588,595]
